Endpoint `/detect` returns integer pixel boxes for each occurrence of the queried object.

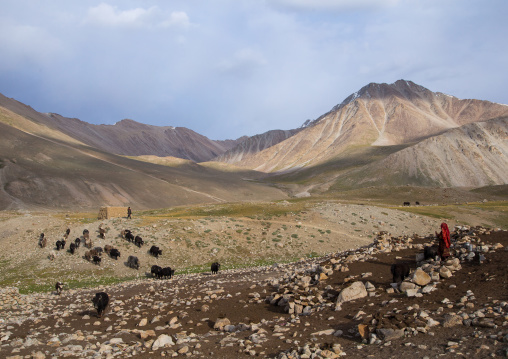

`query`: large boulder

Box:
[411,268,431,286]
[336,281,367,304]
[152,334,174,350]
[214,318,231,331]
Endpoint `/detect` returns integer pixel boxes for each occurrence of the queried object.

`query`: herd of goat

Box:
[37,224,221,280]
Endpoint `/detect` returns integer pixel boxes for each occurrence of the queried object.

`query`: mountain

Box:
[213,129,302,163]
[338,116,508,188]
[0,103,286,210]
[221,80,508,173]
[0,93,245,163]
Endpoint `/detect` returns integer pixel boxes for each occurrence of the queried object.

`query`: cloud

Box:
[160,11,191,29]
[271,0,400,11]
[218,48,267,75]
[0,21,63,70]
[84,3,159,27]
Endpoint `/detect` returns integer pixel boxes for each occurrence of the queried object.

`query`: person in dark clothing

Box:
[127,207,132,219]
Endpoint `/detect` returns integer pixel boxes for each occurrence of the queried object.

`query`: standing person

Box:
[127,207,132,219]
[436,222,451,260]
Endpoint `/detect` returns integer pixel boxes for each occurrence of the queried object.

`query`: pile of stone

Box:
[274,343,345,359]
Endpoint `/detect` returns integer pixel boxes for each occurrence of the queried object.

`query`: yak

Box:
[92,292,109,318]
[211,262,221,274]
[149,245,162,258]
[390,263,410,283]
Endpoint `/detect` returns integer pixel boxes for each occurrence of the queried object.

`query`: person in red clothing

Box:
[436,222,451,260]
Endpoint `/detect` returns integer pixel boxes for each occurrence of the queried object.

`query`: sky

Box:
[1,0,507,140]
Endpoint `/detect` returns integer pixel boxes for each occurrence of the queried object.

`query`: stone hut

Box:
[98,206,128,220]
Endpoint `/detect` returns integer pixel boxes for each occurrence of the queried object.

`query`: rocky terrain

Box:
[1,223,507,358]
[0,199,507,358]
[0,201,452,291]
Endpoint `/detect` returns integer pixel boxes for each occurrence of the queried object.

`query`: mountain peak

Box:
[333,80,431,111]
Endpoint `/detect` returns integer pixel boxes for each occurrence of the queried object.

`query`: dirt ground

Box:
[0,201,507,358]
[0,201,453,292]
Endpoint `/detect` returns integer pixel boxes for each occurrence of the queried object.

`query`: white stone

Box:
[152,334,174,350]
[337,281,367,304]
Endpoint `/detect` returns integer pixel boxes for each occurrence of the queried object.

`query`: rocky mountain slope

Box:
[0,114,286,210]
[344,116,508,188]
[213,129,302,164]
[0,93,245,163]
[223,80,508,174]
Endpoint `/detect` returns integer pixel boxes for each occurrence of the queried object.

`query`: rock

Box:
[138,330,156,340]
[443,314,463,328]
[31,352,46,359]
[439,267,453,279]
[214,318,231,330]
[336,281,367,304]
[406,289,419,297]
[311,329,335,336]
[358,324,369,339]
[138,318,148,327]
[411,268,431,286]
[399,281,417,292]
[376,328,405,341]
[152,334,174,350]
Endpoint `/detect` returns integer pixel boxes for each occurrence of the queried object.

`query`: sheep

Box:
[92,292,109,318]
[424,246,438,260]
[74,237,81,248]
[390,263,410,284]
[134,235,144,248]
[403,202,410,206]
[48,251,56,261]
[120,229,130,238]
[149,245,162,258]
[211,262,220,274]
[60,238,66,249]
[55,281,63,295]
[93,247,103,256]
[69,242,76,254]
[151,265,162,278]
[109,248,120,260]
[160,267,175,279]
[63,228,70,239]
[104,245,113,254]
[93,256,101,265]
[127,255,139,270]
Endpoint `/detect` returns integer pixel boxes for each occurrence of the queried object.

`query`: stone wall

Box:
[98,206,128,220]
